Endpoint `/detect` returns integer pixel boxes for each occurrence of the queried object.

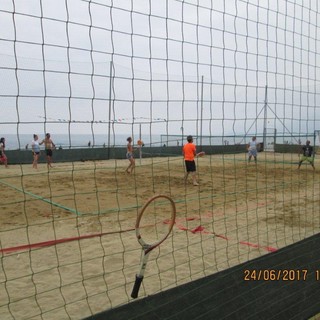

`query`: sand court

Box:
[0,152,319,319]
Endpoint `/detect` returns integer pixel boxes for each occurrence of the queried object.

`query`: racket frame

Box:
[131,195,176,299]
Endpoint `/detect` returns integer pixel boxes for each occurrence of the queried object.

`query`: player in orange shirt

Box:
[182,135,204,186]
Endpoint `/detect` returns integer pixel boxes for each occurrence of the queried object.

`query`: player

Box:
[31,134,41,169]
[183,135,204,186]
[298,140,315,170]
[247,136,258,163]
[0,137,8,168]
[40,133,56,168]
[125,137,135,174]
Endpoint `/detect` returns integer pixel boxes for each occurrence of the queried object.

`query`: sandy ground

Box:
[0,152,319,319]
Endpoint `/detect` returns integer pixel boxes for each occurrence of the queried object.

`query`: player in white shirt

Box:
[247,136,258,163]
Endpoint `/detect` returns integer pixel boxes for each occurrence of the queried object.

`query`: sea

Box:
[3,133,152,150]
[4,133,246,150]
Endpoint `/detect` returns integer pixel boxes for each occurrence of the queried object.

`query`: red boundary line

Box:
[1,222,276,255]
[175,218,277,252]
[1,201,277,255]
[0,228,135,254]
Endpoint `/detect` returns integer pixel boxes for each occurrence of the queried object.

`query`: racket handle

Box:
[131,274,144,299]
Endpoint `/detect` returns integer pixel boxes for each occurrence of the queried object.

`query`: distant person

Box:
[31,134,40,169]
[0,137,8,168]
[247,136,258,163]
[40,133,56,169]
[183,135,204,186]
[88,141,91,147]
[125,137,135,174]
[298,140,315,170]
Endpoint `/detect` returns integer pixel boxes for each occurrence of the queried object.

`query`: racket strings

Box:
[139,200,174,245]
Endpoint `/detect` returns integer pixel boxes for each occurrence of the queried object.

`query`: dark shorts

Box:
[46,149,53,157]
[185,160,196,172]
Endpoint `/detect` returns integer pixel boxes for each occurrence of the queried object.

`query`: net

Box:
[1,0,320,319]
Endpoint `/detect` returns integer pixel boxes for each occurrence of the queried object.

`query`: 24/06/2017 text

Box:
[244,269,308,281]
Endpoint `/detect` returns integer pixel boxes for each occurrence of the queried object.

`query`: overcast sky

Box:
[0,0,320,144]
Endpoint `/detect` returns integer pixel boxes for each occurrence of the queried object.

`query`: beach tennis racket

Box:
[197,151,205,157]
[131,194,176,299]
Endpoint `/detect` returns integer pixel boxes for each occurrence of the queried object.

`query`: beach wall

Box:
[274,144,302,153]
[3,144,299,165]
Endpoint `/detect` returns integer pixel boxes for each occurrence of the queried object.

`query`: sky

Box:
[0,0,320,144]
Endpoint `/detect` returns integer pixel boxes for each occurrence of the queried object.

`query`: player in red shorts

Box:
[0,137,8,168]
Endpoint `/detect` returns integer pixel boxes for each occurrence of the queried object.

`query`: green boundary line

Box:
[0,179,82,215]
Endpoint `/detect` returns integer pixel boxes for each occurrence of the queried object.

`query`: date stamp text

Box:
[243,269,309,281]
